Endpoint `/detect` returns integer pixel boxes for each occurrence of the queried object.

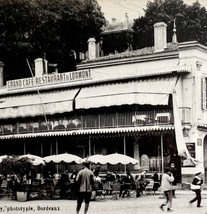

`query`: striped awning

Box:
[76,76,178,109]
[0,125,174,139]
[0,89,79,119]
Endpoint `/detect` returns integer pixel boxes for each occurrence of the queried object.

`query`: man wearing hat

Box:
[160,167,174,212]
[76,160,94,214]
[189,171,203,207]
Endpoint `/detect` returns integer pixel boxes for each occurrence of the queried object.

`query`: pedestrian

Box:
[160,167,174,212]
[189,171,203,207]
[169,162,178,197]
[76,160,94,214]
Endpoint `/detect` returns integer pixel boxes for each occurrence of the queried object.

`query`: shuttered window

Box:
[201,76,207,109]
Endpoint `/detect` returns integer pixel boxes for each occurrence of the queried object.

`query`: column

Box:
[133,137,140,170]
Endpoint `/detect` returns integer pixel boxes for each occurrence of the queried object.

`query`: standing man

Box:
[76,161,94,214]
[189,171,203,207]
[169,162,178,197]
[160,167,174,212]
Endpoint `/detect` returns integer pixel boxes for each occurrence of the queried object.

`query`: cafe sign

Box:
[6,69,92,91]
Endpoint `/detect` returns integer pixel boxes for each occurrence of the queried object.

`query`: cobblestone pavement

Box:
[1,190,207,214]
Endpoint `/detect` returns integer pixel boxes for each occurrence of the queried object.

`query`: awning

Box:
[172,93,200,165]
[0,89,79,119]
[0,125,174,139]
[76,76,178,109]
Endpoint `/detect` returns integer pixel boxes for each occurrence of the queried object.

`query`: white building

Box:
[0,22,206,184]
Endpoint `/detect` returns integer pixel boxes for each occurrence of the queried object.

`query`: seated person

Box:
[58,172,70,199]
[93,170,103,198]
[119,171,134,198]
[152,172,160,193]
[135,170,150,197]
[69,170,78,199]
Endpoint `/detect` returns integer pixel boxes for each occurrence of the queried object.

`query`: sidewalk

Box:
[176,189,207,195]
[0,190,207,214]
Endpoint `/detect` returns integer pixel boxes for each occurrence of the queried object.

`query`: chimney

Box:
[124,13,129,29]
[154,22,167,52]
[34,58,48,76]
[0,61,4,87]
[88,38,96,60]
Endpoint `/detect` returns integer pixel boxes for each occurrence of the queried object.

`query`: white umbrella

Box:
[43,152,83,164]
[0,155,10,163]
[19,154,45,166]
[104,153,138,165]
[83,154,107,165]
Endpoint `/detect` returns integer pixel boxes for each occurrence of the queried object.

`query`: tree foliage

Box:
[0,0,105,81]
[0,156,31,190]
[132,0,207,49]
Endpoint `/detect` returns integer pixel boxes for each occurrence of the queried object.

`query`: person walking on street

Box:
[189,171,203,208]
[160,167,174,212]
[169,163,178,197]
[76,161,94,214]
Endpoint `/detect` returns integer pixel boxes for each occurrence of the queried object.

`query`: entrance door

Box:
[203,135,207,183]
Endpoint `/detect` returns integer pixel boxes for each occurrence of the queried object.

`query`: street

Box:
[0,190,207,214]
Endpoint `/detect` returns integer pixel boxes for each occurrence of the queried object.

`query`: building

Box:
[0,22,207,183]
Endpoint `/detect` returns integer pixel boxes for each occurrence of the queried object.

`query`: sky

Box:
[97,0,207,22]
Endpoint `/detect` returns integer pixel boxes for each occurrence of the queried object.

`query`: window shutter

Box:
[202,76,206,109]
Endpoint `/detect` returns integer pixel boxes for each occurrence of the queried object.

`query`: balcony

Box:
[0,109,177,136]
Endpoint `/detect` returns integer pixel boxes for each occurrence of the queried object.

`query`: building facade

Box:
[0,22,207,183]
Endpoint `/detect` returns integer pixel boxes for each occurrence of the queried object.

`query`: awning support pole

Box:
[56,138,59,174]
[161,133,164,174]
[41,142,43,157]
[23,141,26,154]
[50,142,52,155]
[124,135,126,174]
[56,138,58,155]
[89,137,91,156]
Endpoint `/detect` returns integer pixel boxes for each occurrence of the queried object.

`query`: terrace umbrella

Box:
[0,155,10,163]
[104,153,138,165]
[82,154,107,165]
[19,154,45,166]
[43,152,83,164]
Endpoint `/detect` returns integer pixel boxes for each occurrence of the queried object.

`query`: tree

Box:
[0,0,105,82]
[132,0,207,49]
[0,156,31,191]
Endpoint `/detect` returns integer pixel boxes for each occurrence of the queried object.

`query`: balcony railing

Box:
[0,108,190,136]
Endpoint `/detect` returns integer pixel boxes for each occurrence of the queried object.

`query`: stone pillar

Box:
[154,22,167,52]
[88,38,96,60]
[133,137,140,170]
[0,61,4,87]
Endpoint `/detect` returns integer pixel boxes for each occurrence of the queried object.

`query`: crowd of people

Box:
[0,160,204,214]
[75,161,204,214]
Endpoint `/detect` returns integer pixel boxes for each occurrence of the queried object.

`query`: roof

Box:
[82,43,178,64]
